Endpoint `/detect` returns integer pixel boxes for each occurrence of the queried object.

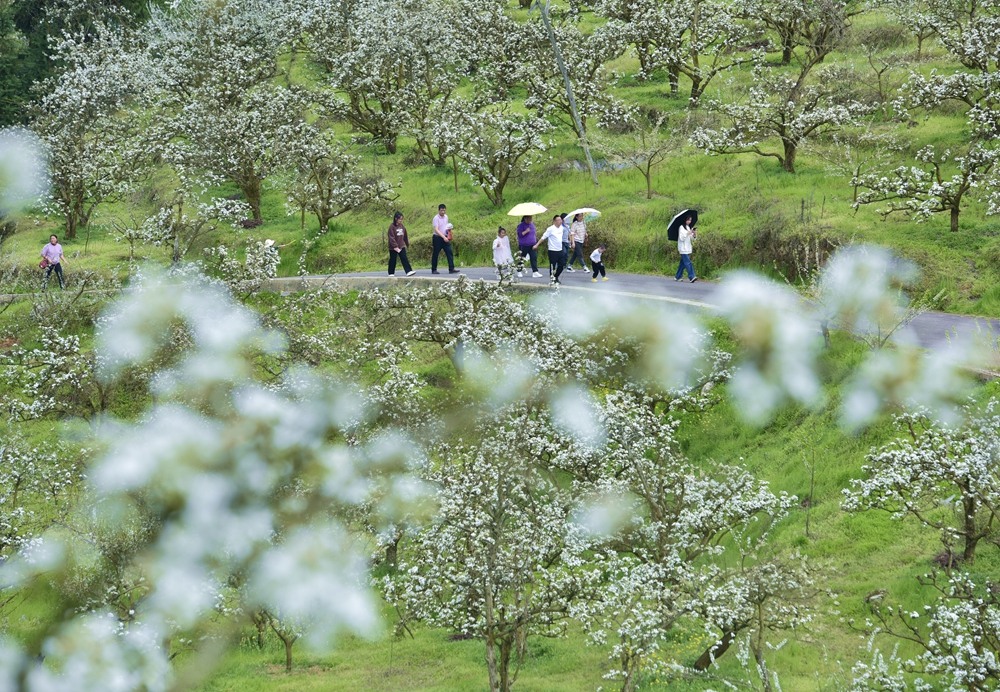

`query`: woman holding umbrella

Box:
[671,211,697,282]
[508,202,547,278]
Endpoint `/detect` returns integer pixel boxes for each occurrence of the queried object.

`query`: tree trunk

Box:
[65,209,78,240]
[384,529,403,567]
[951,206,960,233]
[249,610,267,649]
[637,43,652,78]
[241,179,263,222]
[755,646,774,692]
[619,650,640,692]
[693,629,737,670]
[284,637,294,673]
[668,64,680,95]
[689,77,704,108]
[499,637,513,692]
[782,140,797,173]
[645,169,653,200]
[486,638,501,692]
[385,134,397,155]
[963,495,979,563]
[781,36,793,65]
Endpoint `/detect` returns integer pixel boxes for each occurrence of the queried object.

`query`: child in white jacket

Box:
[492,227,513,277]
[590,245,608,282]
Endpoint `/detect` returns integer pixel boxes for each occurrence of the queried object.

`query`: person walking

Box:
[388,212,416,277]
[560,213,573,271]
[40,234,66,290]
[568,213,588,271]
[590,245,608,282]
[432,203,458,274]
[492,226,513,278]
[675,215,697,283]
[516,215,542,278]
[534,214,567,285]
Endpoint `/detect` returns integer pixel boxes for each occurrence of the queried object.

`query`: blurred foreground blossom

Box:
[842,339,973,430]
[0,269,427,691]
[818,245,916,335]
[551,384,607,449]
[716,272,821,423]
[26,615,169,692]
[0,128,48,212]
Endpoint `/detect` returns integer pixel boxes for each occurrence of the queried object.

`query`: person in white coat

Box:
[492,226,513,277]
[675,216,697,283]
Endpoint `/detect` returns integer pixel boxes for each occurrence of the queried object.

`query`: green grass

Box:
[5,7,1000,317]
[181,333,999,692]
[4,6,1000,690]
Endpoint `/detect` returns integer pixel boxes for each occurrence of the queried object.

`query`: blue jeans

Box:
[676,254,695,279]
[432,234,454,271]
[44,262,64,289]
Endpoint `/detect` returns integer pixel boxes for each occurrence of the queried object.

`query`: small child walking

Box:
[492,226,513,278]
[590,245,608,282]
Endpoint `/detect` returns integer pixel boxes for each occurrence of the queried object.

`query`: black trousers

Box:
[569,244,587,268]
[389,248,412,275]
[518,244,538,273]
[547,249,565,280]
[592,261,605,278]
[432,235,454,271]
[44,262,64,289]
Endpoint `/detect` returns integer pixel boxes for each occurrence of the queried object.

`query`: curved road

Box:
[270,266,999,354]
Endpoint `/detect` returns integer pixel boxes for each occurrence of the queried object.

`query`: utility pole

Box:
[533,0,599,186]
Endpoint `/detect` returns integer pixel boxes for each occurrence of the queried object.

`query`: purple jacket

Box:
[516,222,536,247]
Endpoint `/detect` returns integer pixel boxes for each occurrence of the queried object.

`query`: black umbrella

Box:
[667,209,698,242]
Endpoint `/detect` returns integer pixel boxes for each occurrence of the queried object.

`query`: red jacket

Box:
[388,221,409,251]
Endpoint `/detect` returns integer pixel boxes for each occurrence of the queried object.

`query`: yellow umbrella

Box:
[507,202,547,216]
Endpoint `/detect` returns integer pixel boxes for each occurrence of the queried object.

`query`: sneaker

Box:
[388,274,397,278]
[432,270,440,274]
[674,277,681,281]
[602,277,609,281]
[567,266,575,272]
[449,269,461,274]
[405,270,416,276]
[517,271,523,278]
[532,272,542,278]
[554,279,561,285]
[591,278,598,283]
[690,277,697,283]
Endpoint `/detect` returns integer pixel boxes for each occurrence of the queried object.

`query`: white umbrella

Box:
[507,202,547,217]
[566,207,601,222]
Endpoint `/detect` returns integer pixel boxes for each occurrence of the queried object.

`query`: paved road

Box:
[315,266,999,353]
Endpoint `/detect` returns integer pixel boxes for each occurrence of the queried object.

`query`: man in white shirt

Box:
[533,214,567,284]
[675,216,697,283]
[432,203,458,274]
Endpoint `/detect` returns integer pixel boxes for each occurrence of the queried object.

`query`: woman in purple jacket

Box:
[516,216,542,277]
